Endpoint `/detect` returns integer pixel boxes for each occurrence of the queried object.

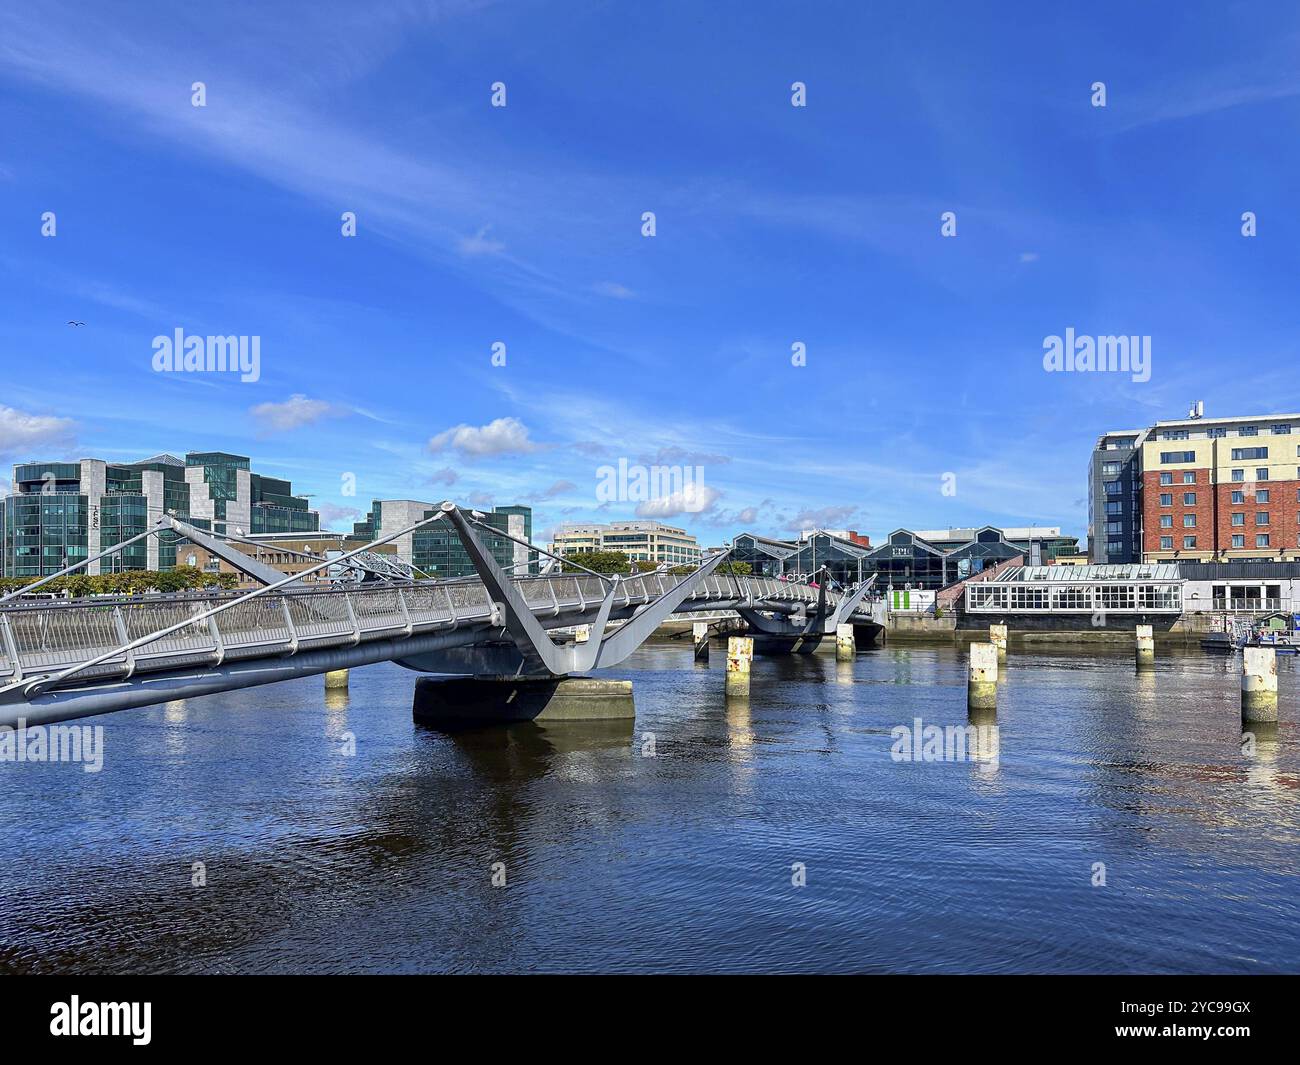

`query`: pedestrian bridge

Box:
[0,504,882,728]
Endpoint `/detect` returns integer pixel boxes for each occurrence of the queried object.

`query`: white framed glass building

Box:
[965,563,1183,614]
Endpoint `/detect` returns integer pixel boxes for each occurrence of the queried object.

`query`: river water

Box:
[2,642,1298,973]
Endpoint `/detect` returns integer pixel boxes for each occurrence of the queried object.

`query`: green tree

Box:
[560,550,634,575]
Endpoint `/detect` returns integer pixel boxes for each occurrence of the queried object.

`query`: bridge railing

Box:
[0,572,845,688]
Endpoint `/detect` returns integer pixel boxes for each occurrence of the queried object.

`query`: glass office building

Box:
[352,500,535,578]
[2,453,319,578]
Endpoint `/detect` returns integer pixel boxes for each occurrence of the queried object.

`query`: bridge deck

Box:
[0,573,870,691]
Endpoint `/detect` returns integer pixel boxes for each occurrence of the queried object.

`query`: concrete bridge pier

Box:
[1135,624,1155,670]
[726,636,753,699]
[325,668,349,689]
[693,622,710,662]
[968,642,998,714]
[835,624,856,662]
[1241,647,1278,724]
[412,675,635,730]
[989,623,1007,661]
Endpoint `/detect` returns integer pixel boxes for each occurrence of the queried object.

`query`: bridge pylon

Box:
[404,503,730,728]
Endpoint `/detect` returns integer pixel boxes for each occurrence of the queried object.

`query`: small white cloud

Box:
[250,394,339,433]
[592,281,634,299]
[458,225,505,257]
[429,467,458,486]
[636,482,721,519]
[0,405,75,454]
[428,416,539,457]
[1019,252,1039,263]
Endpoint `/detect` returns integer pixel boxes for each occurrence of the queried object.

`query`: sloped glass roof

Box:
[1003,563,1181,583]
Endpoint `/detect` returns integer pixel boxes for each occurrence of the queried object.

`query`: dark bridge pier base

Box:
[412,675,635,729]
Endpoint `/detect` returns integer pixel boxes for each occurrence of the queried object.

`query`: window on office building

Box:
[1257,489,1270,503]
[1160,451,1195,463]
[1232,446,1268,460]
[1160,515,1173,528]
[1102,461,1121,475]
[1257,512,1270,525]
[1162,430,1190,440]
[1183,536,1197,549]
[1232,490,1245,504]
[1182,471,1195,484]
[1183,514,1197,527]
[1239,426,1259,436]
[1183,492,1196,505]
[1159,493,1172,506]
[1104,480,1121,496]
[1273,424,1292,434]
[1257,468,1269,481]
[1160,536,1173,550]
[1232,535,1245,548]
[1231,513,1245,526]
[1159,472,1173,485]
[1208,427,1228,438]
[1232,469,1244,482]
[1257,534,1270,548]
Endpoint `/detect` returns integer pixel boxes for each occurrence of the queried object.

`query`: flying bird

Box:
[67,320,85,326]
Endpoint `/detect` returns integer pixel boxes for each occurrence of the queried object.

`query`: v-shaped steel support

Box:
[822,573,877,632]
[441,502,728,675]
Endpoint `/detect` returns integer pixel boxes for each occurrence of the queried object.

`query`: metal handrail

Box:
[0,568,869,691]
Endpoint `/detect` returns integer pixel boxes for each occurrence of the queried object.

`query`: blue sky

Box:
[2,0,1299,546]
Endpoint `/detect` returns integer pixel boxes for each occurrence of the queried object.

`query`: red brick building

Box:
[1139,413,1300,562]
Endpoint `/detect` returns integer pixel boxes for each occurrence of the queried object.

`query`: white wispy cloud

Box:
[428,417,540,457]
[0,405,76,455]
[458,225,505,256]
[636,482,721,519]
[249,394,340,433]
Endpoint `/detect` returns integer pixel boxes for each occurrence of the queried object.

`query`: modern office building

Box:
[550,520,702,567]
[351,500,534,578]
[1087,429,1149,563]
[2,452,319,578]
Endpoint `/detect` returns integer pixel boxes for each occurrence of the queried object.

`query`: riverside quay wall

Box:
[885,610,1221,649]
